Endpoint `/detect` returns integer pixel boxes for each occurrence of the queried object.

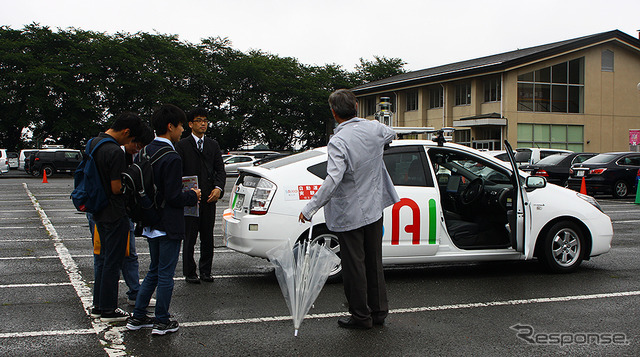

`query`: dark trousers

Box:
[94,216,129,311]
[182,202,215,277]
[337,217,388,325]
[133,236,181,323]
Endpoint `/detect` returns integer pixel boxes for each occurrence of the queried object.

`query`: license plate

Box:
[234,193,245,210]
[576,171,585,177]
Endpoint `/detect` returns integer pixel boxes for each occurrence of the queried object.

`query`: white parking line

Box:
[23,183,126,357]
[2,289,639,339]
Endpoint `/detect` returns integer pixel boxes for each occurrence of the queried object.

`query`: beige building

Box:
[352,30,640,153]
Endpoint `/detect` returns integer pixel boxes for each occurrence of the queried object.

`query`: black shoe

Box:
[100,308,130,322]
[373,318,385,326]
[89,307,101,318]
[152,320,179,335]
[337,316,372,329]
[185,276,201,284]
[200,274,214,282]
[126,315,155,330]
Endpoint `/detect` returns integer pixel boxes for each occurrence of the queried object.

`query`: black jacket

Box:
[146,139,198,240]
[175,135,226,201]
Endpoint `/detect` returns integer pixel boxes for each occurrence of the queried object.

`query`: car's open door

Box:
[504,141,532,257]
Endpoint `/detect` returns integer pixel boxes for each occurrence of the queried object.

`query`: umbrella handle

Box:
[307,216,313,241]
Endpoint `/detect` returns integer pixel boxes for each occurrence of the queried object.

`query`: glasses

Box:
[193,119,209,124]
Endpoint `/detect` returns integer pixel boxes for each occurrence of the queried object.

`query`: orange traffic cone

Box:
[42,170,48,183]
[579,177,586,194]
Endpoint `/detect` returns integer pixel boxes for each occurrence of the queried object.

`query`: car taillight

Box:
[249,177,276,215]
[35,157,40,161]
[534,169,549,177]
[590,168,606,175]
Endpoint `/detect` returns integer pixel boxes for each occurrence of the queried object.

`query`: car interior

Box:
[427,148,516,250]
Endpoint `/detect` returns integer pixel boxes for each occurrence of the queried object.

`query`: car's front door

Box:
[504,141,532,257]
[381,146,440,258]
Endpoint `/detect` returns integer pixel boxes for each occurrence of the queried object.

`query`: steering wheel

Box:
[460,178,484,205]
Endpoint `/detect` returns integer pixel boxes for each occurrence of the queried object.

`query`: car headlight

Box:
[577,192,603,212]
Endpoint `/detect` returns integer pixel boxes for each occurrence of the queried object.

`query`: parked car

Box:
[514,148,573,166]
[520,152,597,186]
[0,149,8,174]
[223,139,612,280]
[253,153,289,166]
[30,149,82,177]
[567,152,640,198]
[224,155,257,175]
[19,149,39,171]
[7,151,18,169]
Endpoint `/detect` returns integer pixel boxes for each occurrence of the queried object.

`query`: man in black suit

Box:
[176,108,226,283]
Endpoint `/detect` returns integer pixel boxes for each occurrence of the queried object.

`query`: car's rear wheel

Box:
[43,165,54,178]
[538,221,584,273]
[301,226,342,282]
[612,180,628,199]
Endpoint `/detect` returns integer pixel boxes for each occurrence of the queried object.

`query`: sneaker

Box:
[126,315,155,330]
[128,297,156,307]
[100,308,131,322]
[151,320,179,335]
[89,307,101,318]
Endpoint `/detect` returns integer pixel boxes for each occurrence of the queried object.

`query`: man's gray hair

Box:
[328,89,357,120]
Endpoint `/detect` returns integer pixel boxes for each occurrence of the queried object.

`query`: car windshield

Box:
[582,154,618,165]
[260,150,324,169]
[536,153,570,165]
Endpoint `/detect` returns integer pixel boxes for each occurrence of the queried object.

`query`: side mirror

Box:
[525,176,546,189]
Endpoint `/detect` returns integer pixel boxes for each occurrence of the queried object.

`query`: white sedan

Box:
[224,155,257,175]
[223,139,613,279]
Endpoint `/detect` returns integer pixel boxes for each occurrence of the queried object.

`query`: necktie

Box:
[197,138,203,152]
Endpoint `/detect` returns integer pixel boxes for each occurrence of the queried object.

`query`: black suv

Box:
[30,149,82,177]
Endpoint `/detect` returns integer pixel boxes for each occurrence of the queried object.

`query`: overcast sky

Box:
[3,0,640,71]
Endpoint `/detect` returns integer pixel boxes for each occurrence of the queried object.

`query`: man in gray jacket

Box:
[299,89,399,329]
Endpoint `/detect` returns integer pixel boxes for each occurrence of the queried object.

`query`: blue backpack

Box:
[70,137,118,213]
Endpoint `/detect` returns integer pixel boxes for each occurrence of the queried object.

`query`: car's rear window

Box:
[582,154,617,164]
[514,150,531,162]
[536,153,569,165]
[261,150,325,169]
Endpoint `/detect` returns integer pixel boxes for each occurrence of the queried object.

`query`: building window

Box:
[455,82,471,106]
[517,57,584,113]
[517,123,584,151]
[483,77,501,102]
[602,50,614,72]
[364,97,376,117]
[454,129,471,147]
[406,90,418,111]
[429,86,443,109]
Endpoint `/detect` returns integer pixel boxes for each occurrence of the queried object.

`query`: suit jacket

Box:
[176,135,226,201]
[146,139,198,240]
[301,118,399,232]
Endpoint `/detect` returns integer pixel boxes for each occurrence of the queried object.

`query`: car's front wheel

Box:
[302,226,342,282]
[612,180,629,199]
[538,221,584,273]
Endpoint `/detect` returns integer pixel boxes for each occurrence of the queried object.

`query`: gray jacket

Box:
[301,117,399,232]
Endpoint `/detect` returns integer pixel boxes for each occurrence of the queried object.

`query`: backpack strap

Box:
[87,136,118,156]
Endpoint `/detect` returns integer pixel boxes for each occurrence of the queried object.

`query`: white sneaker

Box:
[128,298,156,307]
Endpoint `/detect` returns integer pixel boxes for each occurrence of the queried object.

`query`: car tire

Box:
[31,168,40,177]
[538,221,584,273]
[42,165,54,178]
[612,180,628,199]
[301,226,342,283]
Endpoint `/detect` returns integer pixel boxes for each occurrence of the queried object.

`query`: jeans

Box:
[94,216,130,311]
[88,214,142,303]
[134,236,181,323]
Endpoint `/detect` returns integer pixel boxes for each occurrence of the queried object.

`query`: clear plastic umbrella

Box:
[266,221,340,336]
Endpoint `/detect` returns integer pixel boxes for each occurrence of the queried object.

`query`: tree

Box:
[354,55,407,84]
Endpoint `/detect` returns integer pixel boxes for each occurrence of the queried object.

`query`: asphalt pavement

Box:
[1,170,640,356]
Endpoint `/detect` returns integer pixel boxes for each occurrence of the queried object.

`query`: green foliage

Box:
[0,24,406,151]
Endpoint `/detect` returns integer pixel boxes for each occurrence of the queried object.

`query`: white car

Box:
[0,149,8,174]
[223,140,613,279]
[224,155,257,175]
[515,148,573,166]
